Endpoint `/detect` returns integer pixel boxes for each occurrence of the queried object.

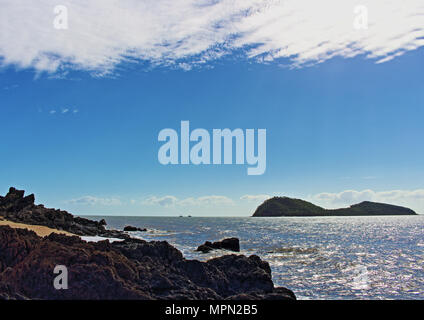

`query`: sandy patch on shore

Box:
[0,218,75,237]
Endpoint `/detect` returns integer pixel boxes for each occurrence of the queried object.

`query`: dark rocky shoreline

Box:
[0,187,127,239]
[0,188,296,300]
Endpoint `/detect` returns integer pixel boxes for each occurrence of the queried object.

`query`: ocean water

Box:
[85,215,424,300]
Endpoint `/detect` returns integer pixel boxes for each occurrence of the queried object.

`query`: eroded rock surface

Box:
[0,226,295,300]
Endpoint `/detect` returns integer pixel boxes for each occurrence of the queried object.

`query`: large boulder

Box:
[196,238,240,253]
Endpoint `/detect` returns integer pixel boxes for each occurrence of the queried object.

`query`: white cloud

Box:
[67,195,122,206]
[313,189,424,212]
[143,195,234,207]
[46,107,78,114]
[183,195,234,206]
[142,195,179,207]
[1,1,423,74]
[240,194,270,203]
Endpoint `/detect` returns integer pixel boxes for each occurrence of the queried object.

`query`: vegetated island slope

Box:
[252,197,417,217]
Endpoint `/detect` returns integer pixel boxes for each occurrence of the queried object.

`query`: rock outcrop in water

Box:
[196,238,240,253]
[0,187,126,238]
[253,197,417,217]
[123,225,147,232]
[0,226,295,300]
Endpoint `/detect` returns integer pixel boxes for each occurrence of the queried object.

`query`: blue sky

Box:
[2,50,424,215]
[1,1,424,215]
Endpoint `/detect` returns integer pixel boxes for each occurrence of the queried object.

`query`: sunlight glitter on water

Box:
[87,215,424,300]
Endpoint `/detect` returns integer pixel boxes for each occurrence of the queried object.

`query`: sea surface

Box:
[85,215,424,300]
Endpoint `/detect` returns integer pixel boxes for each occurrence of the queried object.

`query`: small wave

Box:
[267,247,319,255]
[81,236,124,243]
[144,228,177,236]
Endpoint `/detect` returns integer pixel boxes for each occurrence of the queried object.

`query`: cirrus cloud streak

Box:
[1,0,424,74]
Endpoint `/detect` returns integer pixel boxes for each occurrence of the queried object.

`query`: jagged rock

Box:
[196,238,240,253]
[197,244,213,253]
[0,226,295,300]
[0,187,35,212]
[123,225,147,232]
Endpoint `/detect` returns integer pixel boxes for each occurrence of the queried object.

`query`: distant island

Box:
[252,197,417,217]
